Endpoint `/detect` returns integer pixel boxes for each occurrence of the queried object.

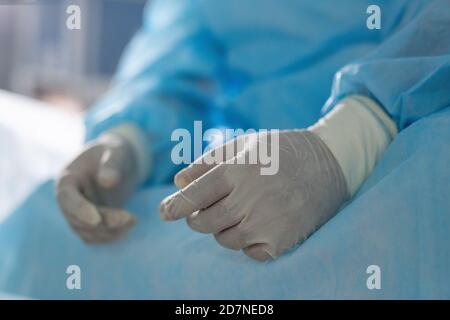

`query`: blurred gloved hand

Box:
[160,129,349,261]
[56,131,141,243]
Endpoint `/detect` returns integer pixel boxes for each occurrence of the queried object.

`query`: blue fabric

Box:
[86,0,450,186]
[2,0,448,299]
[325,0,450,130]
[1,107,450,299]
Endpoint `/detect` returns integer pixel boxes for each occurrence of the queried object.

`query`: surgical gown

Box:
[1,0,450,299]
[85,0,450,184]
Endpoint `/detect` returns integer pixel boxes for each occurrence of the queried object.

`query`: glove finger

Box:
[96,143,129,188]
[98,206,137,229]
[56,173,102,227]
[243,243,272,262]
[160,164,232,221]
[174,137,241,188]
[79,171,128,210]
[72,226,105,243]
[72,219,133,244]
[76,227,124,244]
[186,199,242,234]
[77,172,104,206]
[97,174,137,208]
[214,222,253,251]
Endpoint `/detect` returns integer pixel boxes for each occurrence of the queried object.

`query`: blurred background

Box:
[0,0,146,111]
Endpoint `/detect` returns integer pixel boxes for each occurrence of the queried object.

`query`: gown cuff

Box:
[104,123,152,184]
[308,95,398,196]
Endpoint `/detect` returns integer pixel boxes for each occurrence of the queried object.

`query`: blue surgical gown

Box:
[85,0,450,185]
[1,0,450,299]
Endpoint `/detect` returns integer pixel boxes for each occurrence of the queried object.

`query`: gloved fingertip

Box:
[159,201,172,221]
[159,191,192,221]
[99,207,136,228]
[97,167,121,188]
[78,205,102,227]
[125,214,138,229]
[243,244,273,262]
[159,195,177,221]
[174,171,189,188]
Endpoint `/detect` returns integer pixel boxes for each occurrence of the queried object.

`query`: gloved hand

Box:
[56,132,140,243]
[160,96,397,262]
[159,129,349,261]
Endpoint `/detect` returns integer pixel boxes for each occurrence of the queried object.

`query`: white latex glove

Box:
[160,96,397,261]
[160,130,349,261]
[56,124,150,243]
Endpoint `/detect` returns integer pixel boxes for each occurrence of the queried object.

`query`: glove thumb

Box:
[97,145,126,188]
